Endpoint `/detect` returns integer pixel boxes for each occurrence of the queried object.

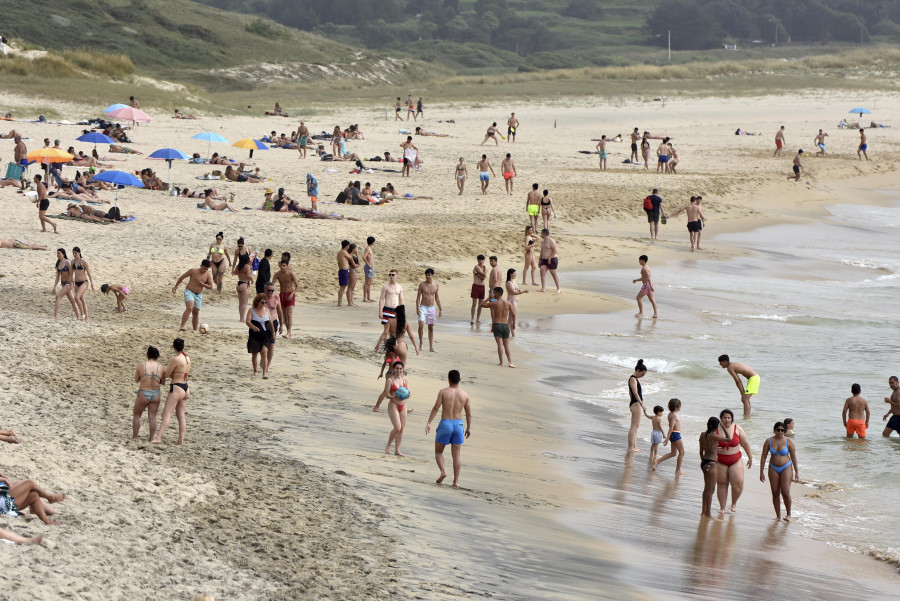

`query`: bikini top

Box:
[717,426,740,449]
[769,437,790,456]
[140,362,161,382]
[641,139,650,149]
[209,245,224,255]
[171,352,190,382]
[390,378,406,393]
[541,198,551,206]
[73,259,85,270]
[56,260,69,273]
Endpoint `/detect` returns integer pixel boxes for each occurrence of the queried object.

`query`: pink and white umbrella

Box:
[108,106,152,123]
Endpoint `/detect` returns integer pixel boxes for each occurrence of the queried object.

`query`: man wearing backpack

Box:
[643,188,665,241]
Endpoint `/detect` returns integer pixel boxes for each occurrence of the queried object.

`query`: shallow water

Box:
[521,195,900,592]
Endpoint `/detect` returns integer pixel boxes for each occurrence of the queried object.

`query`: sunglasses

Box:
[265,289,275,293]
[389,274,397,277]
[775,428,785,432]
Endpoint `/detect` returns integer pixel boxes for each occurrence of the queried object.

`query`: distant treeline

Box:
[648,0,900,49]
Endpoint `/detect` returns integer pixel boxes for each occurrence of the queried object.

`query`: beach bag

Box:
[106,206,121,221]
[643,196,653,210]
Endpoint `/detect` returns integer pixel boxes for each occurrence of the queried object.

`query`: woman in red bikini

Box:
[384,361,410,456]
[373,337,401,412]
[715,408,753,514]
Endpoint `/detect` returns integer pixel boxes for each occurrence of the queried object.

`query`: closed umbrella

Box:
[149,148,190,181]
[108,106,152,125]
[192,132,229,160]
[91,170,144,204]
[232,138,268,159]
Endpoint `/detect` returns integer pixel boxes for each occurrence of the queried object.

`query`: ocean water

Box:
[522,195,900,589]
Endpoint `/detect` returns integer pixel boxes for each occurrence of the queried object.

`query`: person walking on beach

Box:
[273,260,298,338]
[717,354,758,416]
[814,129,828,156]
[653,398,685,474]
[337,240,352,307]
[363,236,376,302]
[481,287,515,367]
[32,174,56,234]
[699,417,729,518]
[643,188,664,241]
[644,405,665,461]
[133,345,163,441]
[540,189,557,231]
[394,97,403,121]
[416,97,424,120]
[759,421,799,522]
[470,255,487,324]
[596,135,608,170]
[152,338,191,445]
[263,282,284,362]
[668,196,706,251]
[306,173,318,213]
[633,255,657,319]
[526,183,541,231]
[378,268,405,330]
[172,260,213,332]
[406,95,416,121]
[501,153,516,194]
[52,248,80,320]
[384,361,410,456]
[477,154,495,194]
[627,360,648,453]
[401,136,418,178]
[857,129,869,161]
[297,121,310,158]
[715,408,752,514]
[788,150,804,181]
[415,268,442,352]
[426,370,472,487]
[640,132,651,169]
[234,253,254,323]
[255,249,272,295]
[70,246,94,321]
[882,376,900,437]
[774,126,786,157]
[842,383,869,438]
[539,229,561,293]
[629,128,640,163]
[507,113,519,142]
[246,293,275,378]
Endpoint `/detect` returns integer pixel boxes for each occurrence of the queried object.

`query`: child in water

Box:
[644,405,665,460]
[654,398,685,474]
[101,283,129,312]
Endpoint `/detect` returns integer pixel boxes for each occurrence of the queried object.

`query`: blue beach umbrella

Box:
[149,147,190,179]
[104,103,128,114]
[849,107,871,120]
[76,132,116,154]
[192,131,229,160]
[92,170,144,204]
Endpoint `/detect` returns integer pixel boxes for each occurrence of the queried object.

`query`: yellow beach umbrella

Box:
[26,148,74,163]
[232,138,268,158]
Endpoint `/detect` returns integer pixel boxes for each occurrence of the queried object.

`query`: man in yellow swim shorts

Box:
[526,183,541,230]
[718,354,759,417]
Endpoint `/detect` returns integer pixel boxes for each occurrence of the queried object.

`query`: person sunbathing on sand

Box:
[209,153,231,165]
[71,152,109,168]
[415,127,449,137]
[197,194,236,211]
[52,185,107,204]
[225,164,263,183]
[0,177,25,189]
[0,527,44,545]
[0,473,67,525]
[0,129,22,139]
[174,109,198,119]
[66,204,118,222]
[382,151,401,163]
[109,145,142,155]
[0,238,48,250]
[179,187,225,199]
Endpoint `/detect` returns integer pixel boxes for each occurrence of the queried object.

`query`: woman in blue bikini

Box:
[133,346,163,440]
[759,421,799,522]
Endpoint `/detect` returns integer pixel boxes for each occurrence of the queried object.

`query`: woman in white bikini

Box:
[505,268,528,337]
[454,157,467,195]
[133,346,163,440]
[522,226,538,285]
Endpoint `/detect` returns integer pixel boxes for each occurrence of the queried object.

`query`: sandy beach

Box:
[1,90,899,599]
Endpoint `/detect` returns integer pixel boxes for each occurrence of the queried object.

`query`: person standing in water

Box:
[759,421,799,522]
[882,375,900,437]
[842,383,870,439]
[633,255,658,319]
[699,417,730,518]
[627,360,648,453]
[718,354,759,416]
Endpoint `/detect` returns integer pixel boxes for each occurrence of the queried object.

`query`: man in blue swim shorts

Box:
[857,128,869,161]
[426,370,472,488]
[172,259,213,332]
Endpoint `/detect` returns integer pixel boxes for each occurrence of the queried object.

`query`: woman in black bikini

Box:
[207,232,230,293]
[234,253,253,323]
[152,338,191,444]
[627,359,648,452]
[699,417,729,518]
[52,248,80,320]
[540,189,557,231]
[347,243,360,307]
[70,246,95,321]
[133,346,163,440]
[641,134,651,170]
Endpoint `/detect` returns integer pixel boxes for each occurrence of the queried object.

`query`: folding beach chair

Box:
[5,161,24,180]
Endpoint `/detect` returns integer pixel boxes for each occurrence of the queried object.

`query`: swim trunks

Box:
[646,209,660,223]
[776,140,783,149]
[670,431,682,442]
[299,136,308,146]
[687,220,701,232]
[651,430,663,444]
[744,374,760,395]
[639,281,652,295]
[279,292,295,307]
[659,155,669,163]
[491,322,511,339]
[470,284,485,299]
[599,151,607,159]
[479,171,490,181]
[364,265,374,279]
[338,268,350,287]
[527,204,539,216]
[418,305,436,325]
[846,418,866,438]
[539,257,559,270]
[503,171,514,180]
[793,165,800,174]
[508,127,515,136]
[0,490,20,517]
[887,414,900,432]
[631,142,638,152]
[183,289,202,308]
[39,198,49,211]
[818,143,826,150]
[435,419,465,445]
[860,144,868,151]
[13,239,27,249]
[381,305,395,325]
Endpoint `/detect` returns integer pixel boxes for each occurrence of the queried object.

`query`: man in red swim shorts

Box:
[501,153,516,195]
[470,254,487,324]
[273,260,298,338]
[842,383,870,438]
[774,125,786,157]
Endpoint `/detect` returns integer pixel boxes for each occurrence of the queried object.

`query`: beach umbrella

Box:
[232,138,268,158]
[26,148,74,164]
[104,103,128,114]
[849,107,871,120]
[108,106,152,124]
[149,147,190,181]
[92,170,144,204]
[192,131,229,160]
[76,132,116,153]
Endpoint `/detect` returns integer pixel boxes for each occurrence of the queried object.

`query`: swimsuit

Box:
[57,260,71,286]
[248,307,272,352]
[184,289,203,308]
[628,375,642,407]
[669,431,682,442]
[364,264,374,279]
[503,171,514,180]
[776,139,783,148]
[418,305,437,325]
[687,220,702,232]
[491,323,511,339]
[470,284,485,299]
[138,362,161,402]
[39,198,49,211]
[638,281,652,295]
[745,374,760,395]
[860,144,868,151]
[539,257,559,270]
[479,171,490,181]
[717,426,741,466]
[599,151,607,158]
[846,418,866,438]
[338,269,350,287]
[651,430,663,444]
[435,419,465,445]
[508,282,520,304]
[887,414,900,432]
[381,306,396,325]
[793,164,800,174]
[767,437,792,474]
[701,458,717,472]
[279,291,295,307]
[527,204,539,216]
